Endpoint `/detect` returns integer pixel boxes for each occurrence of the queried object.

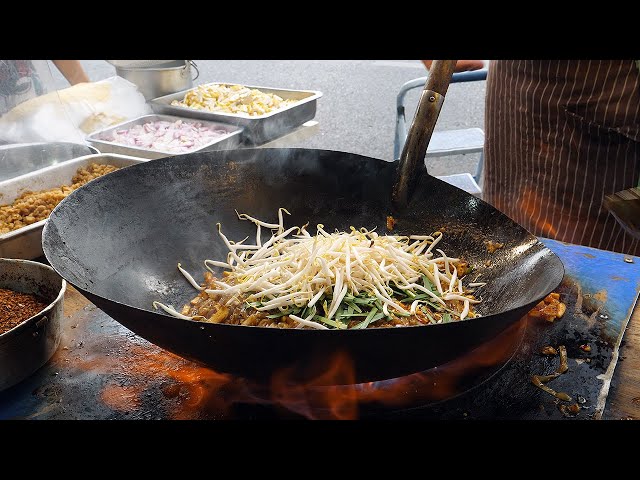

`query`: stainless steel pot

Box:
[0,259,66,392]
[110,60,200,101]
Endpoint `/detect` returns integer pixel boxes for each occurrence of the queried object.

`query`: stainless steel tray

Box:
[0,153,147,260]
[86,114,243,160]
[150,82,322,145]
[0,142,99,183]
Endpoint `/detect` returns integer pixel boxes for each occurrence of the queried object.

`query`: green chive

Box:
[399,293,432,302]
[354,306,379,329]
[345,300,362,313]
[314,315,346,329]
[266,307,301,319]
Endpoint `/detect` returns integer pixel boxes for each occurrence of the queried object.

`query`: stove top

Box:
[0,239,638,420]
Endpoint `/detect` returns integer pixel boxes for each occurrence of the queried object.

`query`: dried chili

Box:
[0,288,48,335]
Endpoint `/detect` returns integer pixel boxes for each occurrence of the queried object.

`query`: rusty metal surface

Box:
[0,239,638,420]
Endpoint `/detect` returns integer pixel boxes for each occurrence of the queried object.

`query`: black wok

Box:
[42,62,564,383]
[42,147,563,382]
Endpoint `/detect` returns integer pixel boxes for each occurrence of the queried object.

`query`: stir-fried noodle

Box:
[154,209,485,329]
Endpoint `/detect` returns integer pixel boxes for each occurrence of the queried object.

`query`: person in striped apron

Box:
[423,60,640,256]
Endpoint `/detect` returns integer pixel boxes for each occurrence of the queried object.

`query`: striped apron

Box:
[483,60,640,256]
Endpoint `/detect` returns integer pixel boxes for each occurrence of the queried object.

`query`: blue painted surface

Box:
[540,238,640,341]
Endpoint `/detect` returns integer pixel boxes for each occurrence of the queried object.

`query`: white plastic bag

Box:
[0,76,151,144]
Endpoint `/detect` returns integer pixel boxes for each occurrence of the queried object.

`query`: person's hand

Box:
[421,60,485,72]
[52,60,90,85]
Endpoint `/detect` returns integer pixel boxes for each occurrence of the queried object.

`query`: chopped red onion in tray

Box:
[104,119,231,153]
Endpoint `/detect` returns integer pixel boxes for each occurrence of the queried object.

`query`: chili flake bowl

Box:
[0,258,66,392]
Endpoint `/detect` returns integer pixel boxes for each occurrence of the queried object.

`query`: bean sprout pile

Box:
[153,209,485,330]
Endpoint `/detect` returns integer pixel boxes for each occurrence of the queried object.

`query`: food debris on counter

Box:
[528,292,566,322]
[558,402,581,417]
[541,346,558,356]
[531,345,572,402]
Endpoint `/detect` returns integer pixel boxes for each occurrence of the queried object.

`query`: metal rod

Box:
[392,60,457,209]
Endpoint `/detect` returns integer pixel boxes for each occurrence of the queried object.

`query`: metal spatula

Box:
[604,186,640,239]
[392,60,457,209]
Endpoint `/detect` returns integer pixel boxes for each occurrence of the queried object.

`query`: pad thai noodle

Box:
[153,209,485,330]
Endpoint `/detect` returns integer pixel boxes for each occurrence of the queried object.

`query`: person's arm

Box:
[421,60,485,72]
[52,60,90,85]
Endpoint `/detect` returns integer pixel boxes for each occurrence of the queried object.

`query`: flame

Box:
[518,186,557,238]
[66,342,243,419]
[290,316,527,416]
[53,307,526,420]
[270,351,358,420]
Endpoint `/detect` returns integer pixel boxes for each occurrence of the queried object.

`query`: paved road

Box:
[53,60,487,178]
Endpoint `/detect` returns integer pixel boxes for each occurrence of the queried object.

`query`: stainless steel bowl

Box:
[0,259,66,392]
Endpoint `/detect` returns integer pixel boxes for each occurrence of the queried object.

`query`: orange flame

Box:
[270,351,358,420]
[53,310,526,420]
[517,186,558,238]
[277,316,527,417]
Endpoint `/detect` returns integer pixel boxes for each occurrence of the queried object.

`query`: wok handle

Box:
[392,60,457,210]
